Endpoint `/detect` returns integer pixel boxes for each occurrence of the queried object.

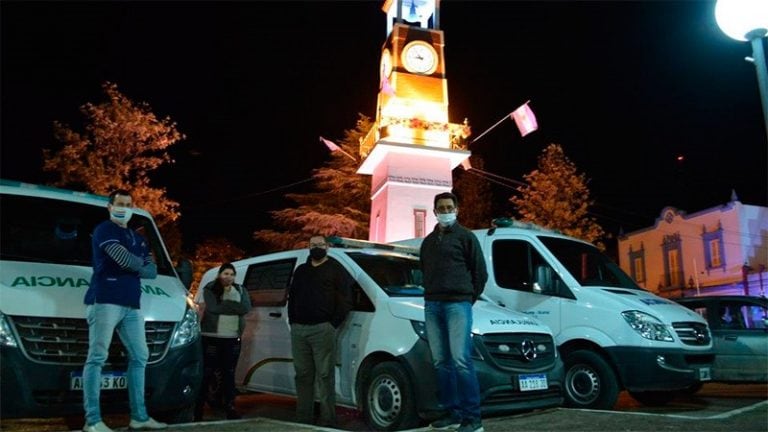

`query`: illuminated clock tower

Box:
[358,0,471,243]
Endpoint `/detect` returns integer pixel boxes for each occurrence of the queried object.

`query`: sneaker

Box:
[128,417,168,430]
[430,415,461,430]
[83,422,114,432]
[457,418,484,432]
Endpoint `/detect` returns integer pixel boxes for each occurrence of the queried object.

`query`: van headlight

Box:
[170,308,200,348]
[0,312,18,347]
[622,310,674,342]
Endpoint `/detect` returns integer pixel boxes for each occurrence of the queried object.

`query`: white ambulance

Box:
[397,218,714,410]
[0,180,202,422]
[198,236,565,431]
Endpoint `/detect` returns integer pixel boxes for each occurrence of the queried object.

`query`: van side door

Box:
[236,257,297,395]
[485,237,566,334]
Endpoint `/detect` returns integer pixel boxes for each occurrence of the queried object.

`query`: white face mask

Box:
[110,207,133,224]
[436,212,457,227]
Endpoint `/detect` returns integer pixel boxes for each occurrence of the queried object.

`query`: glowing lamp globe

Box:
[715,0,768,41]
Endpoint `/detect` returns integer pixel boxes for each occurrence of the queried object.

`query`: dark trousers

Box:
[290,322,337,426]
[196,336,241,412]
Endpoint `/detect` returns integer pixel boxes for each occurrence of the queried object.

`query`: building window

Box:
[662,232,684,288]
[414,209,426,238]
[628,245,646,283]
[702,226,726,270]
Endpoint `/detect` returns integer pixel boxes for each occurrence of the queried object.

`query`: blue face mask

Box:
[110,207,133,224]
[436,212,457,227]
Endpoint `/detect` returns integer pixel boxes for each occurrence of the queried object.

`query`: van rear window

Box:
[0,194,173,275]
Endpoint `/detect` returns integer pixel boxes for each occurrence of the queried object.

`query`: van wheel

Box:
[679,381,704,395]
[628,390,676,406]
[363,361,419,431]
[563,350,620,410]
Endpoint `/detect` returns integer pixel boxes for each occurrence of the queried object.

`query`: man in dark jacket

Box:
[288,235,353,427]
[420,191,488,432]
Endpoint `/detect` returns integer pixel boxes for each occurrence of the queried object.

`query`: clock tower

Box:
[358,0,471,243]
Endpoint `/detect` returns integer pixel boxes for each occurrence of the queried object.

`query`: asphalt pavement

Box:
[3,385,766,432]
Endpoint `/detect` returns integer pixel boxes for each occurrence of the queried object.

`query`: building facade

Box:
[617,192,768,298]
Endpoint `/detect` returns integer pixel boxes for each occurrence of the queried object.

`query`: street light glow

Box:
[714,0,768,41]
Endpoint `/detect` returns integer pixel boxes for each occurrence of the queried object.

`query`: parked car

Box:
[671,295,767,390]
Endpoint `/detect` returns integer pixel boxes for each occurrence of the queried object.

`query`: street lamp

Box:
[714,0,768,143]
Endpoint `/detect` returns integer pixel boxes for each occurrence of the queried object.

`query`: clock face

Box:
[402,41,437,75]
[380,49,393,80]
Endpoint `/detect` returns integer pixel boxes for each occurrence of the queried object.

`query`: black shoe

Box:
[457,418,484,432]
[225,408,241,420]
[430,415,461,430]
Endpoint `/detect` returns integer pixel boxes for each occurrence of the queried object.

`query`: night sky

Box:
[2,1,767,251]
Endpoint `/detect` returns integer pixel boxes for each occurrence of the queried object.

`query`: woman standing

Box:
[194,262,251,421]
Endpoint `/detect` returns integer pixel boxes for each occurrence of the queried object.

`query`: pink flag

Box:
[381,75,395,96]
[320,136,341,152]
[510,103,538,137]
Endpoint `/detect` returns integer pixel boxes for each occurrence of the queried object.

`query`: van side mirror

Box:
[175,258,194,289]
[533,265,555,294]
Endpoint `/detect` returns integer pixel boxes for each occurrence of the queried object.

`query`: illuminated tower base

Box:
[358,141,468,243]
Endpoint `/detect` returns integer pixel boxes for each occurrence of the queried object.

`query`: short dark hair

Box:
[108,189,132,204]
[434,191,458,208]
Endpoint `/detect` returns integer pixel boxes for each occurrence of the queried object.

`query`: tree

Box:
[510,143,606,246]
[43,81,185,255]
[189,237,246,295]
[453,155,493,229]
[254,114,373,250]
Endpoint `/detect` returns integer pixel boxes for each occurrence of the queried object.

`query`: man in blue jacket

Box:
[82,189,166,432]
[420,192,488,432]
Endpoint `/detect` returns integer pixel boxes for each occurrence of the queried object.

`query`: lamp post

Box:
[715,1,768,151]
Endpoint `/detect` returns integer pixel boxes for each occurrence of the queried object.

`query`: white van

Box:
[0,180,202,422]
[397,218,715,410]
[199,236,564,431]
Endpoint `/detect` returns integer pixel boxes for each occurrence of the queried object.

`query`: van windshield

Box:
[346,252,424,297]
[539,236,641,290]
[0,194,174,276]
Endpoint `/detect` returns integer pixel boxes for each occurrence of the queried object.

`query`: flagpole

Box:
[470,100,531,145]
[337,148,358,163]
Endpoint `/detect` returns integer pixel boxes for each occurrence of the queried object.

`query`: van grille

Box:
[8,315,174,365]
[672,321,711,346]
[475,333,556,370]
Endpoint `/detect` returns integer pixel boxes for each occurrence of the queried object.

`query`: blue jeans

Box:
[83,304,149,426]
[424,300,481,422]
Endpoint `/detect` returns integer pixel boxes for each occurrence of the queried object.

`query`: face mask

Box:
[436,212,457,227]
[309,247,327,261]
[110,207,133,224]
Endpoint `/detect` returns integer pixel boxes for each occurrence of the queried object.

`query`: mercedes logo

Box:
[521,339,537,361]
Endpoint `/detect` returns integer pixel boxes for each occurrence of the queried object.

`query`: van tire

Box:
[563,350,619,410]
[362,361,419,431]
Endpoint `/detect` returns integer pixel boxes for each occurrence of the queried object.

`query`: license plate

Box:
[518,373,548,391]
[698,367,712,381]
[70,371,127,390]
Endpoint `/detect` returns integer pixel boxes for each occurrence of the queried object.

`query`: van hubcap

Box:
[567,365,600,405]
[369,375,402,426]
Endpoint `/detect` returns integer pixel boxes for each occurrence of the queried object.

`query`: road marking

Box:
[568,400,768,420]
